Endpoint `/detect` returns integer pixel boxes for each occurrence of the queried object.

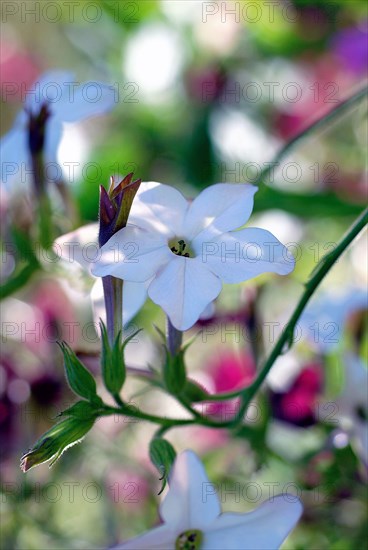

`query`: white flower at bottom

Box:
[111,450,302,550]
[93,182,295,331]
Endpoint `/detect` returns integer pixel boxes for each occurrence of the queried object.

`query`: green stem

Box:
[113,277,123,342]
[231,208,368,425]
[102,276,123,345]
[256,85,367,185]
[176,395,203,420]
[31,152,54,249]
[100,400,235,429]
[166,316,183,356]
[100,404,196,428]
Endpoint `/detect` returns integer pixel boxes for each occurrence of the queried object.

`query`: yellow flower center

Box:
[169,238,194,258]
[175,529,203,550]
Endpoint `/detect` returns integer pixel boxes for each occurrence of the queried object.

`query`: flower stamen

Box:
[175,529,203,550]
[169,238,194,258]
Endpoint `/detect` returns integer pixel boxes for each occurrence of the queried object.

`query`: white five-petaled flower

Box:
[1,70,115,189]
[110,450,303,550]
[92,182,295,331]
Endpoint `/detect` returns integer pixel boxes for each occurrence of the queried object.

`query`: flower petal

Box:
[196,227,295,284]
[122,280,149,326]
[0,125,29,190]
[129,181,189,237]
[185,183,257,243]
[91,279,148,327]
[148,256,222,331]
[299,288,368,353]
[25,70,75,113]
[53,81,116,122]
[203,495,303,550]
[110,524,175,550]
[92,225,172,282]
[54,223,99,271]
[44,119,63,167]
[160,450,221,532]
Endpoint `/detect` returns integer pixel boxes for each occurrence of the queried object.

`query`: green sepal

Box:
[58,342,98,402]
[149,438,176,495]
[163,349,187,396]
[181,379,208,402]
[58,400,102,420]
[20,413,96,472]
[153,324,166,344]
[100,321,124,395]
[100,320,142,395]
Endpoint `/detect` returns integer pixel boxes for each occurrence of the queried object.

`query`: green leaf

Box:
[58,342,98,402]
[0,228,41,300]
[97,0,158,29]
[0,262,39,300]
[10,227,39,263]
[149,438,176,494]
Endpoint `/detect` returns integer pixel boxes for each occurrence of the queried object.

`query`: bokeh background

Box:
[1,1,367,549]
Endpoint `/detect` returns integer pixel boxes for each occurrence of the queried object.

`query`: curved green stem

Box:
[231,208,367,425]
[101,404,196,428]
[256,85,367,185]
[100,402,235,429]
[103,211,366,434]
[176,395,203,420]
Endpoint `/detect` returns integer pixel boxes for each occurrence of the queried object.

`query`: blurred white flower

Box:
[299,288,367,353]
[1,70,115,189]
[93,182,294,331]
[123,24,184,102]
[337,353,368,468]
[111,450,303,550]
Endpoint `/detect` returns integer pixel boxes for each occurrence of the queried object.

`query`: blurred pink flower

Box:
[106,467,150,513]
[206,350,255,419]
[0,41,39,101]
[210,350,255,393]
[271,363,323,427]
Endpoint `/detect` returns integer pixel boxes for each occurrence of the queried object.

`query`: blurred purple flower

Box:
[331,22,368,76]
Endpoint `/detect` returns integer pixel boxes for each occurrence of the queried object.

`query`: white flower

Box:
[111,450,302,549]
[54,223,147,327]
[1,70,115,189]
[298,288,367,353]
[336,353,368,468]
[92,182,295,331]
